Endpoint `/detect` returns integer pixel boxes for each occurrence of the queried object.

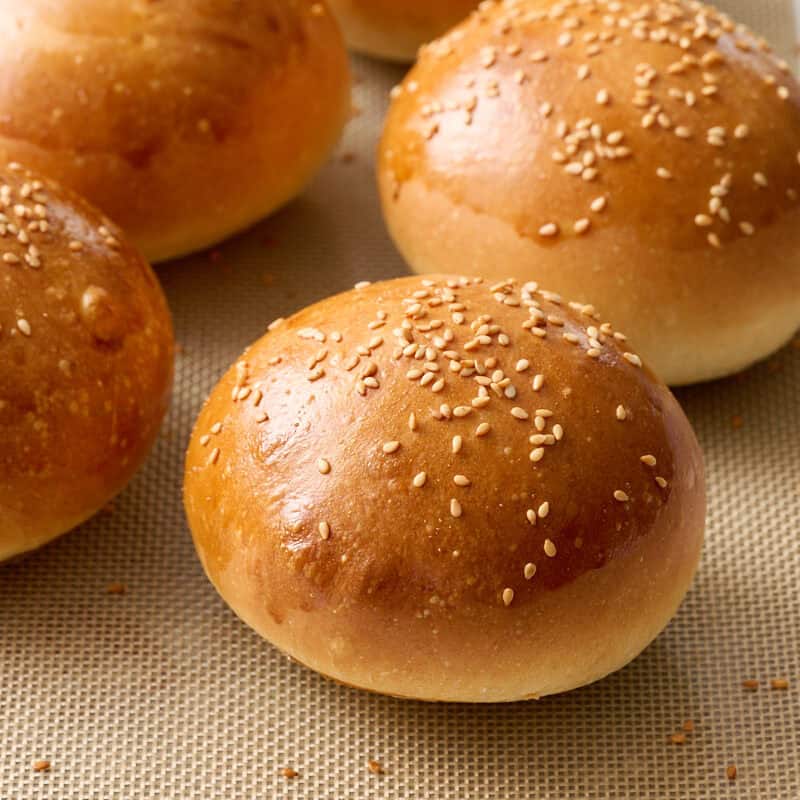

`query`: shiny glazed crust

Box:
[0,164,174,561]
[327,0,478,61]
[184,275,705,702]
[378,0,800,385]
[0,0,351,262]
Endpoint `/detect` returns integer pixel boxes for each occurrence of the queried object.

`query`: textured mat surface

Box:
[1,2,798,798]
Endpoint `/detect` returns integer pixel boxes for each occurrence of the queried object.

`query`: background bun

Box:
[378,0,800,385]
[0,0,350,262]
[184,275,704,702]
[0,163,173,562]
[327,0,478,61]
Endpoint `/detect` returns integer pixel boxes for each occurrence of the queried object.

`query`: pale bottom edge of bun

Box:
[381,177,800,386]
[203,521,703,703]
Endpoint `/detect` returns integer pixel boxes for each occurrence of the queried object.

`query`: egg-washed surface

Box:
[1,0,798,796]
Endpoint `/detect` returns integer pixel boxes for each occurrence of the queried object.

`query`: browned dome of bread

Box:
[0,163,174,562]
[327,0,478,61]
[0,0,350,262]
[378,0,800,385]
[184,275,704,702]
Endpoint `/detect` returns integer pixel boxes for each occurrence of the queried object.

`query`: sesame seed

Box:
[623,352,642,367]
[530,448,545,462]
[708,232,722,248]
[543,539,557,557]
[655,476,668,488]
[450,498,462,518]
[524,563,537,580]
[319,521,330,540]
[590,196,607,213]
[408,412,417,431]
[613,490,629,502]
[538,501,550,518]
[770,678,789,690]
[532,374,544,391]
[317,458,331,474]
[552,424,563,440]
[2,251,19,263]
[452,435,463,453]
[382,441,400,454]
[640,455,657,467]
[16,318,31,336]
[475,422,490,437]
[453,474,471,487]
[413,471,427,488]
[511,407,529,420]
[753,172,768,187]
[574,218,591,234]
[208,448,220,466]
[453,406,472,417]
[539,222,559,237]
[739,221,755,236]
[695,214,713,227]
[515,359,530,372]
[502,587,514,606]
[526,509,537,525]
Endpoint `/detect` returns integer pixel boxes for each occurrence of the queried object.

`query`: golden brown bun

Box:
[327,0,478,61]
[184,275,704,702]
[0,163,174,562]
[378,0,800,385]
[0,0,350,262]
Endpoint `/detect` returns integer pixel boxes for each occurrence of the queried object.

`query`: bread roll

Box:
[327,0,477,61]
[0,163,173,562]
[0,0,350,262]
[378,0,800,385]
[184,275,704,702]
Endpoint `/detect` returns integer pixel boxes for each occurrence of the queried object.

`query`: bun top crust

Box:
[0,0,350,261]
[0,163,173,558]
[381,0,800,250]
[185,275,703,613]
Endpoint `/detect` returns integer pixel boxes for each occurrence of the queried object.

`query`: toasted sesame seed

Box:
[515,359,530,372]
[753,172,768,187]
[530,447,545,463]
[524,563,537,580]
[623,352,642,367]
[511,407,529,420]
[450,498,462,518]
[502,587,515,607]
[770,678,789,690]
[543,539,557,557]
[475,422,490,437]
[670,733,686,745]
[526,509,537,525]
[453,474,471,487]
[408,412,417,431]
[208,448,220,466]
[613,490,629,502]
[742,679,760,690]
[317,458,331,474]
[16,318,31,336]
[552,424,563,440]
[726,765,737,781]
[453,406,472,417]
[319,521,330,540]
[574,218,591,234]
[708,233,722,248]
[695,214,713,227]
[452,435,463,454]
[739,221,755,236]
[590,196,607,213]
[413,471,427,488]
[640,455,657,467]
[382,441,400,454]
[532,374,544,391]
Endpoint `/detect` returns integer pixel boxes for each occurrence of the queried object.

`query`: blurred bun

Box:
[0,163,174,562]
[378,0,800,385]
[184,275,704,702]
[0,0,350,262]
[327,0,478,61]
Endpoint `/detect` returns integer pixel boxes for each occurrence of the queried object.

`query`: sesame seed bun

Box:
[0,0,350,262]
[378,0,800,385]
[183,275,704,702]
[327,0,478,61]
[0,163,174,562]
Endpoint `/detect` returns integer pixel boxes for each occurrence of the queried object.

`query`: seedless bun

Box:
[327,0,478,61]
[0,163,173,562]
[0,0,350,262]
[378,0,800,385]
[184,275,704,702]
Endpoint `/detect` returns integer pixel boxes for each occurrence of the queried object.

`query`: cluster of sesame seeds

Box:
[392,0,800,250]
[225,277,670,610]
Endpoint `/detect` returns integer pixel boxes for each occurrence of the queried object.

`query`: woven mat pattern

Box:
[1,2,798,798]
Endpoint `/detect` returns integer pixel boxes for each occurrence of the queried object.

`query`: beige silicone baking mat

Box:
[2,2,798,798]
